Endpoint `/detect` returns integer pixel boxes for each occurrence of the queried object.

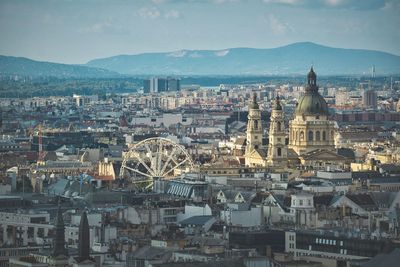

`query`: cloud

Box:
[136,7,181,19]
[215,50,230,56]
[263,0,388,10]
[79,22,111,33]
[137,7,161,19]
[167,50,187,57]
[164,9,181,19]
[267,14,289,35]
[382,0,400,10]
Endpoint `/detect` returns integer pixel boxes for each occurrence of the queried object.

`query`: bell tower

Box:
[246,93,263,154]
[267,96,287,166]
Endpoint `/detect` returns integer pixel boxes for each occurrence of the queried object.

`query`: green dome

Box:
[295,67,329,116]
[295,92,329,116]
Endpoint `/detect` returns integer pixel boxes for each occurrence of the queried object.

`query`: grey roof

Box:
[129,246,172,261]
[184,236,227,247]
[362,248,400,267]
[370,192,397,208]
[179,216,215,226]
[48,179,70,195]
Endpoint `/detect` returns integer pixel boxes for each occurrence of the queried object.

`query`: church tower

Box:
[78,211,91,262]
[289,67,336,155]
[52,205,67,257]
[245,93,263,154]
[267,96,287,166]
[48,202,69,267]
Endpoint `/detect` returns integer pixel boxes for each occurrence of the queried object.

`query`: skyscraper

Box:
[362,89,378,110]
[143,77,181,93]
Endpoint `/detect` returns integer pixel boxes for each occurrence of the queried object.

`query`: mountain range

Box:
[1,42,400,78]
[0,55,119,78]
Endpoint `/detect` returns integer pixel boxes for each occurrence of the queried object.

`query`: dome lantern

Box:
[295,67,329,116]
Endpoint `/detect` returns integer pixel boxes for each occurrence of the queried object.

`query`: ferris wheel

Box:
[120,137,194,187]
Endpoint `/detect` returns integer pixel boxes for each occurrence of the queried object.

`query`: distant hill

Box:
[86,42,400,75]
[0,55,119,78]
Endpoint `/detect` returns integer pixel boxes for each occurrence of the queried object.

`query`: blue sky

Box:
[0,0,399,64]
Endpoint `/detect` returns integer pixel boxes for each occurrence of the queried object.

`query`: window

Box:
[300,131,304,141]
[277,122,281,131]
[277,148,282,156]
[308,131,313,141]
[316,131,320,141]
[300,200,303,206]
[254,120,258,129]
[322,131,326,141]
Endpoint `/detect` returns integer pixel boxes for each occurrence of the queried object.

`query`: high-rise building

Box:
[157,78,168,92]
[167,78,180,91]
[362,89,377,110]
[143,79,151,93]
[143,78,181,93]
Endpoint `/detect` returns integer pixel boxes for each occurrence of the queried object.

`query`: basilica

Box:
[244,67,353,170]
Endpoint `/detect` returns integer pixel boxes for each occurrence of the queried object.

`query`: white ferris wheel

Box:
[120,137,194,187]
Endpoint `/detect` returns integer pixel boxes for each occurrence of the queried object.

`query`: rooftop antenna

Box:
[371,65,376,79]
[38,124,45,163]
[391,77,393,91]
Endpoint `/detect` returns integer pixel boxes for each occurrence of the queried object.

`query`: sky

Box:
[0,0,399,64]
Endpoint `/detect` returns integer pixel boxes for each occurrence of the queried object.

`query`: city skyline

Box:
[0,0,399,64]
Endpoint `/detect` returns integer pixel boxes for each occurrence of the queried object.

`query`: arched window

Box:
[322,131,326,141]
[277,121,281,132]
[277,147,282,157]
[300,131,304,141]
[316,131,321,141]
[254,120,258,130]
[308,131,313,141]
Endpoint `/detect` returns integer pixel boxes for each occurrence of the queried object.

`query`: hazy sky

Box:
[0,0,399,64]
